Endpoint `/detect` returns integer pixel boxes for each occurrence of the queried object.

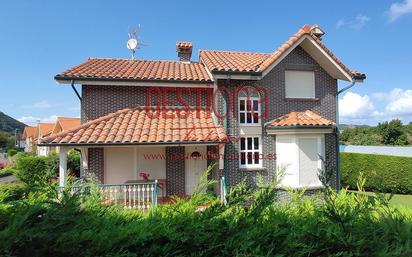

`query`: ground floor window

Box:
[239,136,262,168]
[275,134,325,188]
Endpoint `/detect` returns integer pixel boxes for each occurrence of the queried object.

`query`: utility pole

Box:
[14,129,17,148]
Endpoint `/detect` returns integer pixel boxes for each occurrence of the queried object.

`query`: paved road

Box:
[0,175,17,184]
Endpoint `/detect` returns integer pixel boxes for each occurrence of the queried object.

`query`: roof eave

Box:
[39,140,227,147]
[54,75,213,84]
[266,125,335,129]
[210,70,262,76]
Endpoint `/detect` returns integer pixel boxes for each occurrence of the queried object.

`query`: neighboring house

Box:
[41,25,365,199]
[52,117,81,135]
[36,123,54,156]
[22,126,37,153]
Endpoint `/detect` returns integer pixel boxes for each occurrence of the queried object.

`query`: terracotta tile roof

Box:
[265,110,335,128]
[55,58,212,82]
[53,117,81,133]
[258,24,356,76]
[22,126,37,139]
[38,123,55,138]
[199,50,270,72]
[42,107,227,145]
[200,25,362,77]
[55,25,363,84]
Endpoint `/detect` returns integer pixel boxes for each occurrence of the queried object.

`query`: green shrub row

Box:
[341,152,412,194]
[5,151,80,187]
[0,183,411,256]
[0,182,27,202]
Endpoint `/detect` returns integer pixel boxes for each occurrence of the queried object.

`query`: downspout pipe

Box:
[335,73,366,191]
[71,80,82,101]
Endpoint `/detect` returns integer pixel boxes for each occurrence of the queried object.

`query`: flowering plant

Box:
[139,172,150,181]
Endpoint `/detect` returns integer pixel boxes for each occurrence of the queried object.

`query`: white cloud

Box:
[18,115,58,125]
[340,88,412,125]
[336,15,371,30]
[23,100,52,109]
[339,92,376,119]
[385,88,412,115]
[388,0,412,22]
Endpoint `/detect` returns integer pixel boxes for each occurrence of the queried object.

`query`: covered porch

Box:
[42,107,227,209]
[58,144,223,209]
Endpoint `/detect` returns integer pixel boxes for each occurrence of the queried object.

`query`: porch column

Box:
[79,147,89,178]
[59,147,69,188]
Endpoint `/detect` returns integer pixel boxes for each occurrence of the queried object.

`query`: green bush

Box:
[0,184,411,256]
[341,152,412,194]
[67,150,80,177]
[0,168,12,178]
[13,155,56,188]
[0,182,27,202]
[47,151,80,177]
[6,149,17,157]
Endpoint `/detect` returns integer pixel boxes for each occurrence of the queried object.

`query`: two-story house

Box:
[22,126,37,153]
[42,25,365,201]
[36,123,55,156]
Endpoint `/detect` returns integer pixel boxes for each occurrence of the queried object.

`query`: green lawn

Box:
[350,190,412,209]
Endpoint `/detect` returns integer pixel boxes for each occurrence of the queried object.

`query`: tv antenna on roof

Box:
[126,24,147,60]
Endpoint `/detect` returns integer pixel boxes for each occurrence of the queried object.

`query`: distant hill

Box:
[339,124,370,131]
[0,112,26,134]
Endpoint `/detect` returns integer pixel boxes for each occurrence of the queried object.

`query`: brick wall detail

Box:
[165,146,185,195]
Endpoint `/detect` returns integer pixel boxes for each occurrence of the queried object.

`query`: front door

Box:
[185,146,207,195]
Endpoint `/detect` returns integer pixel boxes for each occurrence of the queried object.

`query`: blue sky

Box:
[0,0,411,127]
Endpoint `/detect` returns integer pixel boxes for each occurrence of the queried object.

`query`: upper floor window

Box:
[238,88,261,125]
[285,70,315,99]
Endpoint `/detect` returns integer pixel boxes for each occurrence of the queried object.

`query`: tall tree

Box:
[377,119,408,146]
[0,131,14,149]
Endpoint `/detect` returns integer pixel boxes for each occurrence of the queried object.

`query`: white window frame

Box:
[285,70,316,99]
[238,96,261,126]
[275,134,325,188]
[239,135,262,169]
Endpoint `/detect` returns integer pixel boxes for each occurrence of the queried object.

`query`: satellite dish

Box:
[126,24,146,60]
[127,38,138,50]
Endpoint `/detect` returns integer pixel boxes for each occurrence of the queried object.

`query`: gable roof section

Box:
[53,117,81,134]
[22,126,37,140]
[55,58,212,83]
[199,25,364,81]
[54,25,364,84]
[265,110,335,128]
[38,123,55,138]
[41,107,227,146]
[199,50,270,72]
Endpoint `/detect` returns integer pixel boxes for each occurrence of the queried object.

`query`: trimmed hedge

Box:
[14,156,56,188]
[341,152,412,194]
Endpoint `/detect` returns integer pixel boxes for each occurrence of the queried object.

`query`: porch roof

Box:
[41,107,227,146]
[265,110,335,128]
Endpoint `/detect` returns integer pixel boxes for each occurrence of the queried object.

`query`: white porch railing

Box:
[70,181,158,210]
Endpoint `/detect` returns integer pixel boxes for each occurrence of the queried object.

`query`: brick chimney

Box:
[176,42,193,62]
